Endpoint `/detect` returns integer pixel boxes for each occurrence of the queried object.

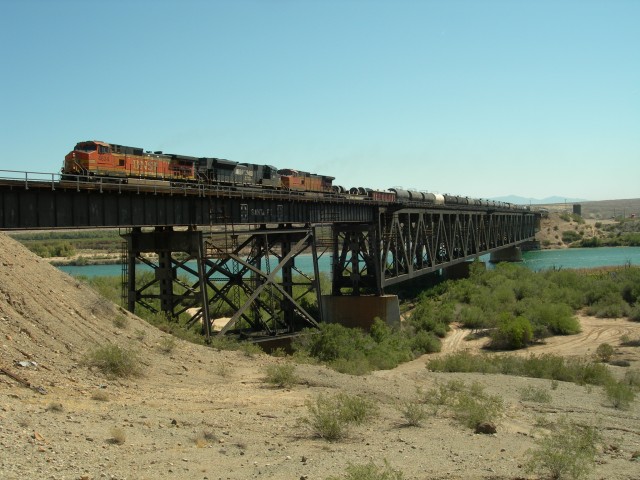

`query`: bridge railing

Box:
[0,169,60,190]
[0,169,383,205]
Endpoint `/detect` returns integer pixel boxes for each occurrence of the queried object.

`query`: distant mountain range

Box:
[490,195,588,205]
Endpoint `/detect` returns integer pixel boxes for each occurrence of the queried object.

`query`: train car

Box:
[197,158,238,184]
[370,190,395,202]
[408,190,424,201]
[389,188,411,202]
[278,169,334,192]
[63,140,196,181]
[422,192,446,205]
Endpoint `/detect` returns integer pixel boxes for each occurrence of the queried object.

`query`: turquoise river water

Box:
[57,247,640,279]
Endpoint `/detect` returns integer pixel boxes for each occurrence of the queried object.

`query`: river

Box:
[57,247,640,278]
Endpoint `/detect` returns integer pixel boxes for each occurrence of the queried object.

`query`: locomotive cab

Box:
[63,141,113,176]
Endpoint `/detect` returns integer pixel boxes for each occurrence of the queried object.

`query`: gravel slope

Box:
[1,232,640,480]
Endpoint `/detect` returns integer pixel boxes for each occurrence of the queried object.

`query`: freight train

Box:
[62,140,529,211]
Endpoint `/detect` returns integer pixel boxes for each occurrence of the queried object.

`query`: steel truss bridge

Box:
[0,171,540,340]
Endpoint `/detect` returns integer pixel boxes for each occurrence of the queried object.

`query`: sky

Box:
[1,0,638,201]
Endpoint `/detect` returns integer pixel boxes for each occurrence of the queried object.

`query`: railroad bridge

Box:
[0,171,540,341]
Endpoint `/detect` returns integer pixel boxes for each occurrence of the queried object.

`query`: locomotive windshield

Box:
[75,143,97,152]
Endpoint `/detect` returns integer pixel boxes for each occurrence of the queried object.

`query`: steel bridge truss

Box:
[332,209,538,292]
[122,225,324,340]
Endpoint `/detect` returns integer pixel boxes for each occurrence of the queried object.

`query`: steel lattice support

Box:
[193,225,323,338]
[122,225,325,339]
[331,223,383,296]
[379,209,538,287]
[122,226,212,337]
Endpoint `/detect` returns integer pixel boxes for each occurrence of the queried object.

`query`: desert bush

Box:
[525,302,580,335]
[604,381,635,409]
[193,430,217,448]
[46,402,64,412]
[525,417,599,480]
[294,321,415,375]
[264,363,298,388]
[408,330,441,355]
[158,335,177,354]
[427,352,614,386]
[629,304,640,322]
[303,393,377,441]
[109,427,127,445]
[91,390,110,402]
[562,230,582,244]
[397,400,428,427]
[595,343,614,362]
[587,295,631,318]
[112,314,128,329]
[326,461,404,480]
[335,393,378,425]
[423,380,502,429]
[83,343,141,378]
[240,342,263,357]
[449,383,503,429]
[490,315,533,349]
[458,305,488,329]
[519,385,552,403]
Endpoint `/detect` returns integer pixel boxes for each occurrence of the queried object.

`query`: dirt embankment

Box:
[1,232,640,480]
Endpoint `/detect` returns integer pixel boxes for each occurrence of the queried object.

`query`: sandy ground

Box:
[1,232,640,480]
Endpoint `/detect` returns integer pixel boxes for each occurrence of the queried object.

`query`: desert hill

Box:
[1,232,640,479]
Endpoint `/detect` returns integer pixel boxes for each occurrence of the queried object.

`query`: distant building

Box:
[572,204,582,216]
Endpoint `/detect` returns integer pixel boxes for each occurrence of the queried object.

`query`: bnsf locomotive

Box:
[62,140,530,211]
[63,140,335,193]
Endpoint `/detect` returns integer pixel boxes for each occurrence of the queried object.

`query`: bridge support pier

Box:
[490,246,523,263]
[204,225,322,338]
[443,260,485,280]
[122,226,211,338]
[321,295,400,330]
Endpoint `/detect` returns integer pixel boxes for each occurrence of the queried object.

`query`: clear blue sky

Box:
[1,0,638,201]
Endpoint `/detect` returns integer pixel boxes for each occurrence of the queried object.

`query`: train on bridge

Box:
[63,140,530,211]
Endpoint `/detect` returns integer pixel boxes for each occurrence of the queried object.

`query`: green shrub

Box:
[294,321,415,374]
[491,315,533,349]
[334,393,378,425]
[623,369,640,389]
[427,352,614,386]
[83,343,141,378]
[604,381,635,409]
[525,417,599,480]
[158,335,177,354]
[424,380,503,430]
[629,304,640,322]
[519,385,552,403]
[264,363,298,388]
[458,305,488,329]
[326,461,404,480]
[595,343,614,362]
[397,400,428,427]
[304,394,347,441]
[303,393,377,441]
[449,383,503,429]
[409,330,441,355]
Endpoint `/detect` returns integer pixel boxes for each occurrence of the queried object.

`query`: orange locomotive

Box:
[63,140,195,181]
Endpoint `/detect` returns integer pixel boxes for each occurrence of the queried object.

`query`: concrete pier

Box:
[443,261,486,280]
[489,246,523,263]
[321,295,401,330]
